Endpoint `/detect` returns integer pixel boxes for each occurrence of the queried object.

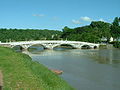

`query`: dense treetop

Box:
[61,17,120,43]
[0,29,62,42]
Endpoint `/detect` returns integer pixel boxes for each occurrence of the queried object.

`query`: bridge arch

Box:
[81,45,98,49]
[27,44,47,50]
[81,45,91,49]
[93,46,97,49]
[53,44,76,49]
[12,45,24,51]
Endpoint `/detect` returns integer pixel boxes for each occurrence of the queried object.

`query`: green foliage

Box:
[113,41,120,48]
[61,26,74,39]
[112,17,120,26]
[0,29,62,42]
[61,17,120,44]
[61,21,111,43]
[110,17,120,39]
[0,47,74,90]
[90,21,111,40]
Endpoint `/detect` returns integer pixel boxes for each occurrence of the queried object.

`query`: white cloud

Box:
[99,18,105,22]
[72,19,81,24]
[80,16,92,22]
[33,14,45,17]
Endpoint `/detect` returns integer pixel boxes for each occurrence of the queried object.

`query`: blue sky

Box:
[0,0,119,30]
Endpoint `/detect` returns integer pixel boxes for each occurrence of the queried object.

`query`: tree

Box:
[110,17,120,41]
[90,21,111,42]
[112,17,119,26]
[61,26,73,39]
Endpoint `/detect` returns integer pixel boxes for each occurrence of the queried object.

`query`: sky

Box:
[0,0,120,30]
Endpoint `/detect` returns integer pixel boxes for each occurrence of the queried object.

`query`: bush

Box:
[113,41,120,48]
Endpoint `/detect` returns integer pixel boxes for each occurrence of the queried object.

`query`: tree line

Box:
[0,17,120,48]
[0,29,62,42]
[61,17,120,43]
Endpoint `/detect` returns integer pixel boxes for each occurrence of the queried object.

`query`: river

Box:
[21,47,120,90]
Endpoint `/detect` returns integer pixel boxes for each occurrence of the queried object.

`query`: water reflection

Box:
[86,49,120,64]
[54,47,73,51]
[23,47,120,65]
[28,45,44,53]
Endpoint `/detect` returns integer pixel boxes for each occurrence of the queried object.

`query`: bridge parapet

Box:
[0,40,100,50]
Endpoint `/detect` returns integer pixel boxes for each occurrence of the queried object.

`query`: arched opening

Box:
[28,44,46,53]
[81,45,91,49]
[53,44,75,50]
[94,46,97,49]
[12,45,23,52]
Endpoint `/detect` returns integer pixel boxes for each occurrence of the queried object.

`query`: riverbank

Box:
[0,47,74,90]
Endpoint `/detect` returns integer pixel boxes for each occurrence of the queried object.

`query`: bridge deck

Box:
[0,40,100,49]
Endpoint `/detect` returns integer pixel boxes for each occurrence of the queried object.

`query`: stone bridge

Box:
[0,40,100,50]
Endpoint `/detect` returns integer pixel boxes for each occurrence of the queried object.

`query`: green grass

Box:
[0,47,74,90]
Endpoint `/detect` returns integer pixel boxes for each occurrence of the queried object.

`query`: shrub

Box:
[113,41,120,48]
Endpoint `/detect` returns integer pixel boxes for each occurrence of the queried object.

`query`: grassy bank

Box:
[0,47,74,90]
